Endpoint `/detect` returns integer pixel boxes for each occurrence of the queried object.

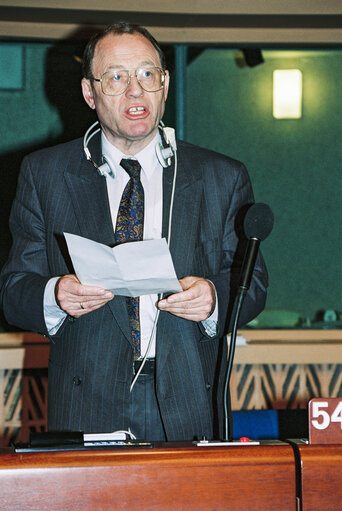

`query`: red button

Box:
[239,437,250,443]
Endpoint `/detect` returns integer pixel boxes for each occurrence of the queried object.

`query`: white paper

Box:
[84,431,126,441]
[64,233,182,297]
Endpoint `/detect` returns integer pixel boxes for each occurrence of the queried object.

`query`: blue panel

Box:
[232,410,279,440]
[0,44,24,90]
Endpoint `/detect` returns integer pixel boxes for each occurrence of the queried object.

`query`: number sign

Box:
[309,398,342,444]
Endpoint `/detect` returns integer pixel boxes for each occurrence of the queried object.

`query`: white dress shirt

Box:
[44,131,217,355]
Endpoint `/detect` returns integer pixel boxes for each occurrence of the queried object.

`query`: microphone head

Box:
[244,203,274,241]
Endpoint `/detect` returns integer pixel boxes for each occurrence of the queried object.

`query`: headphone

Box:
[82,119,178,268]
[83,120,177,178]
[155,123,177,168]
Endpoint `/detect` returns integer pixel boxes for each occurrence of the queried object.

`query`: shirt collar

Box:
[101,131,161,180]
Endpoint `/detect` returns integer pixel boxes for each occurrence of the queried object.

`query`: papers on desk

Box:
[84,431,127,441]
[84,431,127,446]
[64,233,182,297]
[13,430,153,451]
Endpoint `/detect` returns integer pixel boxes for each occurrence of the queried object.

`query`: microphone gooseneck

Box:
[223,203,274,441]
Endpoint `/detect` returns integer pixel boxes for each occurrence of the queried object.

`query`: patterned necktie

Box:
[114,158,144,359]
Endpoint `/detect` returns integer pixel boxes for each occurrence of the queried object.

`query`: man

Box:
[0,23,268,441]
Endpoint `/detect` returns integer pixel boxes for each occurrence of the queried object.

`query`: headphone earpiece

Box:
[156,143,173,168]
[156,125,177,167]
[97,154,115,178]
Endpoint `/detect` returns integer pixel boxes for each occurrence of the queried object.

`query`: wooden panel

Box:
[1,23,342,44]
[1,330,341,446]
[2,1,342,15]
[236,330,342,365]
[231,330,342,410]
[1,1,342,42]
[0,368,48,447]
[0,443,296,511]
[230,363,342,410]
[296,444,342,511]
[0,334,49,447]
[235,345,342,364]
[238,329,342,343]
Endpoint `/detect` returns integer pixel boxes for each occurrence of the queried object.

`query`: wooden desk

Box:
[295,443,342,511]
[0,443,296,511]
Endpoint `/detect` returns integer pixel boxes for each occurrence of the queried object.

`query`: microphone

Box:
[239,203,274,293]
[223,202,273,441]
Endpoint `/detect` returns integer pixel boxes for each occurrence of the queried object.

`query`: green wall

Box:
[186,48,342,322]
[0,41,341,326]
[0,40,97,292]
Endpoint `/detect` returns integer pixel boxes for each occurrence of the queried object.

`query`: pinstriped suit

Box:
[0,133,267,440]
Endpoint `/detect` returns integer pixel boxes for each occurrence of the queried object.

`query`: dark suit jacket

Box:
[0,134,268,440]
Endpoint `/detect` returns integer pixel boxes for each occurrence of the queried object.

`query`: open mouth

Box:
[126,106,148,117]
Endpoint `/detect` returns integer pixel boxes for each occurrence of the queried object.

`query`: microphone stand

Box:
[220,203,273,443]
[223,236,260,442]
[223,289,246,441]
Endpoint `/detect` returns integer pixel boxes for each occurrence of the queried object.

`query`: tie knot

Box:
[120,158,142,180]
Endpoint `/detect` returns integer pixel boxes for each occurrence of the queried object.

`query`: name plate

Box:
[309,398,342,444]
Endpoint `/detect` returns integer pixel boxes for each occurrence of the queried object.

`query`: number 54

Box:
[311,401,342,430]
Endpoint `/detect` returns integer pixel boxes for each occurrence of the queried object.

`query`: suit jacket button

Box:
[73,376,82,386]
[206,383,211,390]
[67,316,75,323]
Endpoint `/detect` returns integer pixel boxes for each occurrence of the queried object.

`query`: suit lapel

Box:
[162,148,202,275]
[64,163,114,244]
[64,134,131,344]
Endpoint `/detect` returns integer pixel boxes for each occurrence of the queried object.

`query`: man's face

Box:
[82,32,169,154]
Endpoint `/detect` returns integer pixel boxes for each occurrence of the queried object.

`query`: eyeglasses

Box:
[92,67,165,96]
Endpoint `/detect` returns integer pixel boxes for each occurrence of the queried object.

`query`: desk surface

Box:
[295,443,342,511]
[0,442,296,511]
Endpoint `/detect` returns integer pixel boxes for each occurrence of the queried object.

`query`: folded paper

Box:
[64,233,182,297]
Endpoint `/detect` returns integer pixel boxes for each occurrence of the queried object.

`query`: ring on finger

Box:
[80,303,85,310]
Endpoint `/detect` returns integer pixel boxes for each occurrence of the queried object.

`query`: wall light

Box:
[273,69,302,119]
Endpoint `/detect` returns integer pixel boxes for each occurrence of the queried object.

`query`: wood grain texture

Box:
[297,444,342,511]
[0,443,296,510]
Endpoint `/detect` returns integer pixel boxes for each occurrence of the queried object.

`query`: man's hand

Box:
[157,276,216,322]
[55,274,114,318]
